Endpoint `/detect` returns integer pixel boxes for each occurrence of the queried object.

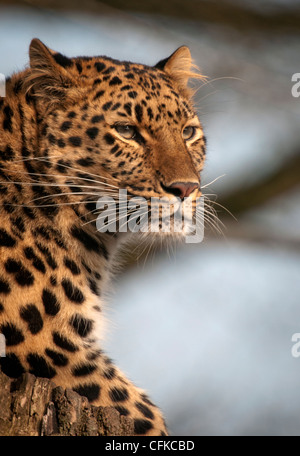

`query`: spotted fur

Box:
[0,39,206,436]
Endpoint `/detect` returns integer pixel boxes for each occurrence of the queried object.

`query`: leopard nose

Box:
[162,181,200,200]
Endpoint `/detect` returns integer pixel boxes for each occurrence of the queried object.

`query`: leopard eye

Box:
[182,126,196,141]
[115,124,136,140]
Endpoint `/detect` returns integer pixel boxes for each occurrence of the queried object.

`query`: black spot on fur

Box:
[0,323,24,346]
[70,225,108,258]
[0,145,14,161]
[0,228,16,247]
[88,278,100,296]
[109,76,122,86]
[32,226,51,242]
[53,52,73,68]
[4,259,34,287]
[23,207,35,220]
[109,387,129,402]
[140,393,155,407]
[50,275,57,286]
[0,184,7,195]
[42,289,60,315]
[45,349,68,367]
[61,279,85,304]
[134,419,153,434]
[128,91,138,99]
[86,127,99,140]
[124,103,132,116]
[69,314,93,338]
[114,406,130,416]
[135,402,154,420]
[121,85,132,92]
[24,246,46,274]
[73,383,100,402]
[53,332,78,352]
[82,261,92,274]
[102,102,112,111]
[69,136,82,147]
[72,362,97,377]
[103,367,116,380]
[76,62,82,74]
[87,350,102,361]
[35,242,57,270]
[3,202,14,214]
[0,353,25,378]
[104,133,115,145]
[76,157,95,167]
[147,107,154,120]
[11,216,25,233]
[112,102,121,111]
[93,78,101,86]
[94,62,106,73]
[3,105,13,133]
[56,158,70,173]
[27,353,56,378]
[91,115,104,123]
[48,133,56,145]
[38,200,59,218]
[93,90,105,100]
[20,304,43,334]
[135,104,143,123]
[0,277,10,294]
[64,257,81,275]
[52,230,67,250]
[102,66,115,75]
[125,73,134,79]
[85,201,96,213]
[60,121,72,132]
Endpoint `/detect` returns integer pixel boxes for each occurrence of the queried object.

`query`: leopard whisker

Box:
[12,154,121,186]
[28,191,116,203]
[205,199,237,221]
[139,231,156,266]
[5,159,120,189]
[203,202,226,227]
[201,208,224,236]
[195,76,244,93]
[78,197,135,221]
[80,205,140,229]
[0,174,120,192]
[201,174,226,189]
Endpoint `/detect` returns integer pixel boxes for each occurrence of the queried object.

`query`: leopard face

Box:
[26,39,206,241]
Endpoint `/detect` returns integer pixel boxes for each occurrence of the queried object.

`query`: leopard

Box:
[0,38,206,436]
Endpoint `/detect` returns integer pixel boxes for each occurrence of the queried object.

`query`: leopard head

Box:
[23,39,206,242]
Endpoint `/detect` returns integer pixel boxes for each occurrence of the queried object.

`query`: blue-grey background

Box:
[1,0,299,435]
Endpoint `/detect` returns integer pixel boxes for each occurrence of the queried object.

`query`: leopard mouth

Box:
[95,185,202,237]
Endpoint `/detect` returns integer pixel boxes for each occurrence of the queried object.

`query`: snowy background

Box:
[0,0,299,435]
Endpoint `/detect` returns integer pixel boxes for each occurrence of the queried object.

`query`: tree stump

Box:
[0,369,135,436]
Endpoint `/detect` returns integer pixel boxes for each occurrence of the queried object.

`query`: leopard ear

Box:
[23,38,75,105]
[155,46,193,92]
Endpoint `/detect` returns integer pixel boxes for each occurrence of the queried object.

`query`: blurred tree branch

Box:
[97,0,300,33]
[218,152,300,217]
[3,0,300,33]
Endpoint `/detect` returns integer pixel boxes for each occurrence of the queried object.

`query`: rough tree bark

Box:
[0,368,135,436]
